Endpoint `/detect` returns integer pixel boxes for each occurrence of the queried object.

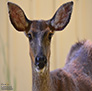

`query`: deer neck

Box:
[32,62,52,91]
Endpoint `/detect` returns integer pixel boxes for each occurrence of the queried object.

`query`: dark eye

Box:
[27,33,32,41]
[48,33,53,41]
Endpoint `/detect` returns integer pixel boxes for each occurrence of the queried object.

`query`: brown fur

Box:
[50,40,92,91]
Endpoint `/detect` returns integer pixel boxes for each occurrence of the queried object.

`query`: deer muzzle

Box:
[35,56,47,70]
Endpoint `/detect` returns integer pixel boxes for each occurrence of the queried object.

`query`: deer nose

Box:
[35,56,47,70]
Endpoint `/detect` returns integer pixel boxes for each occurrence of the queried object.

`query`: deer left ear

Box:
[49,1,73,31]
[7,2,30,32]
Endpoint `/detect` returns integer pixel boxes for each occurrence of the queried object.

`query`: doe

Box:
[7,1,92,91]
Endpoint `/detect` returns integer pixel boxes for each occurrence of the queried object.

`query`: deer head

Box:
[7,1,73,73]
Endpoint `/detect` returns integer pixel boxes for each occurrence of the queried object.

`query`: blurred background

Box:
[0,0,92,91]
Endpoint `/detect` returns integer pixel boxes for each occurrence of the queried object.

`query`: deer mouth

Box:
[36,62,45,69]
[35,64,48,73]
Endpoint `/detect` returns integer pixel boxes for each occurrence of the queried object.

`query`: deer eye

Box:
[27,33,32,41]
[48,33,53,41]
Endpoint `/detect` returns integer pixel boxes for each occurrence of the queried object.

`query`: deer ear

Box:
[7,2,30,31]
[49,1,73,31]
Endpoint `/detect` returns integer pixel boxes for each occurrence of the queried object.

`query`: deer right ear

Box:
[48,1,73,31]
[7,2,30,32]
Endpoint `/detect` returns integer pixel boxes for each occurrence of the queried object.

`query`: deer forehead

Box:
[30,20,50,32]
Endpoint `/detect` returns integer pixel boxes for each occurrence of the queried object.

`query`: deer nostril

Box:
[36,56,47,63]
[35,56,47,69]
